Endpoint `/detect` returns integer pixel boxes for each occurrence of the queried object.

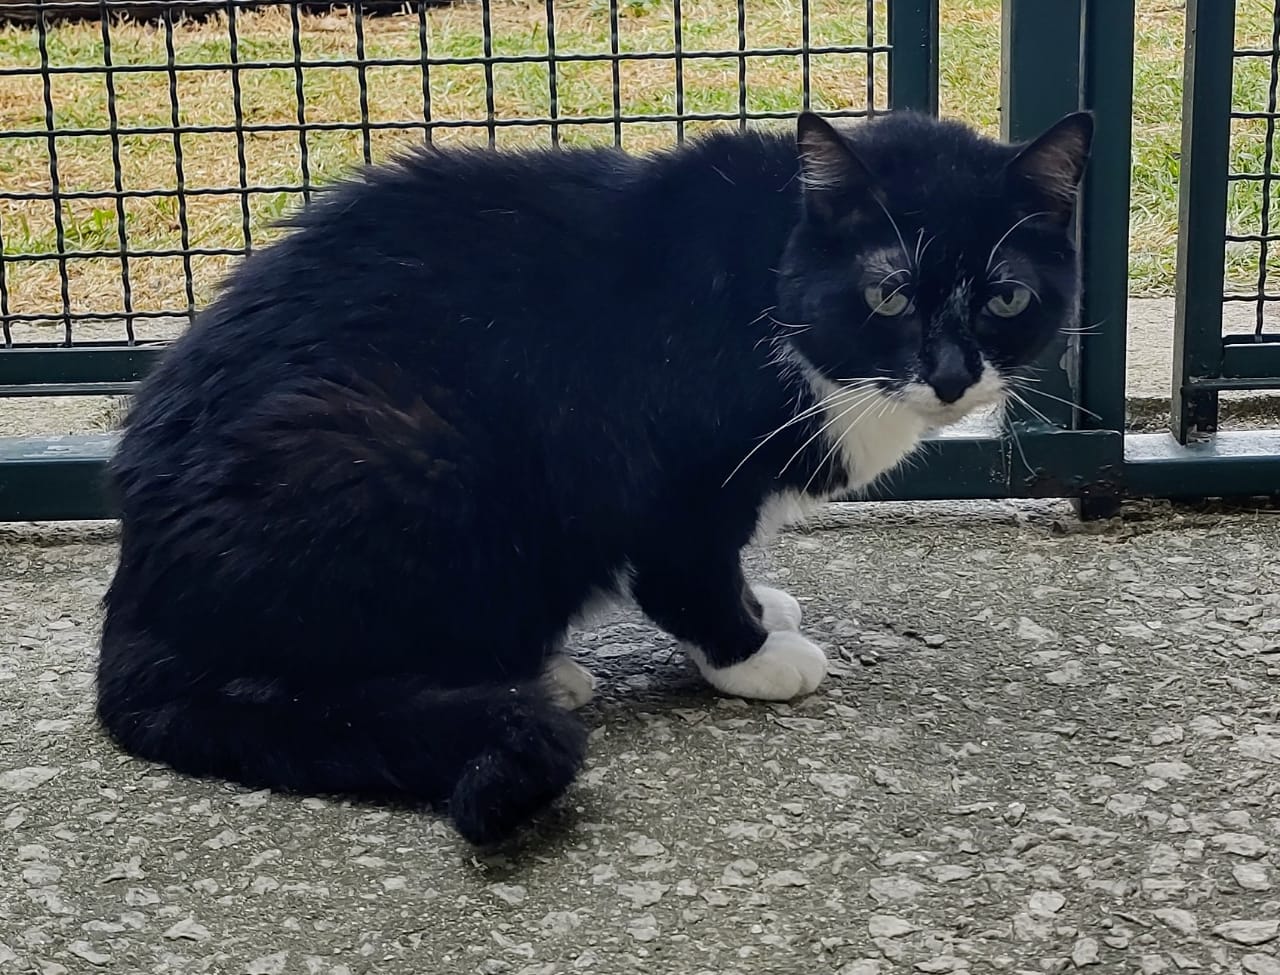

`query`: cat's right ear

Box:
[796,112,876,223]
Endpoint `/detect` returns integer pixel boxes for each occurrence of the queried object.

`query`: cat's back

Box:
[282,141,641,269]
[110,141,652,488]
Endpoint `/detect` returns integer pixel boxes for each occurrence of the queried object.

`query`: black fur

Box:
[99,110,1091,844]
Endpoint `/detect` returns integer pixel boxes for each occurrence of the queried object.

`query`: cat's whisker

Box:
[996,277,1041,303]
[871,194,913,271]
[1002,403,1036,474]
[1009,381,1102,421]
[749,305,778,326]
[988,259,1010,280]
[1005,389,1054,427]
[916,233,937,267]
[767,314,814,330]
[1058,320,1104,336]
[986,210,1050,273]
[877,268,911,290]
[780,387,887,479]
[861,281,911,326]
[720,384,876,487]
[800,389,897,494]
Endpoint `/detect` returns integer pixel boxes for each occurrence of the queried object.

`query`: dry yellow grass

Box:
[0,0,891,341]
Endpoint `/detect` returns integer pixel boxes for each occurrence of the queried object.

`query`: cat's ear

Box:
[1006,111,1094,222]
[796,112,876,222]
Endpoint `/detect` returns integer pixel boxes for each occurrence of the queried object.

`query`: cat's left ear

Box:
[796,112,877,223]
[1006,111,1094,223]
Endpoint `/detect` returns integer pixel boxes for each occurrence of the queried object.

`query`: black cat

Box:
[98,109,1092,844]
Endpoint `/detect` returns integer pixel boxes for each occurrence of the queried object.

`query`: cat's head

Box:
[774,109,1093,426]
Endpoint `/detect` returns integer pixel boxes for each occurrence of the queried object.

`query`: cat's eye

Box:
[863,284,914,317]
[986,284,1033,318]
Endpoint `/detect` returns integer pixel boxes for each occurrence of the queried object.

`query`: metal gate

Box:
[1,0,1278,521]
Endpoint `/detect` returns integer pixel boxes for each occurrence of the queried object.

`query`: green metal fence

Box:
[1,0,1279,521]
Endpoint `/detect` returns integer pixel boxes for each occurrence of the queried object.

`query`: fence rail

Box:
[1,0,1279,521]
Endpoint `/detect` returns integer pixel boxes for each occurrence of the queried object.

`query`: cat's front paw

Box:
[542,654,597,710]
[691,631,827,701]
[751,584,802,632]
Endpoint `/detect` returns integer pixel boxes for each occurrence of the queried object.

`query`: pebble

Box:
[1234,863,1274,891]
[162,919,211,942]
[1213,920,1279,946]
[1029,891,1066,917]
[1070,937,1100,967]
[66,942,110,966]
[838,963,883,975]
[1212,832,1270,858]
[869,876,926,902]
[762,869,810,888]
[1243,956,1280,975]
[627,915,659,942]
[868,915,918,938]
[618,881,669,907]
[0,766,61,792]
[1154,908,1198,937]
[488,884,527,906]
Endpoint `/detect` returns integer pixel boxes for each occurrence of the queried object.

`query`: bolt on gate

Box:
[0,0,1278,521]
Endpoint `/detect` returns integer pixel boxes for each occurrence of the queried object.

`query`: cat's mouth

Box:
[900,365,1007,426]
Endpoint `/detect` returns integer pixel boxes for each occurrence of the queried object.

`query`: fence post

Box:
[1172,0,1235,443]
[1000,0,1083,438]
[888,0,938,114]
[1075,0,1134,514]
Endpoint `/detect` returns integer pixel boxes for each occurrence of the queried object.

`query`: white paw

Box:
[542,654,597,710]
[687,630,827,701]
[751,584,802,632]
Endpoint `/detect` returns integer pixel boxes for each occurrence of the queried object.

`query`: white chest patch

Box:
[751,380,927,542]
[805,375,930,496]
[817,382,930,492]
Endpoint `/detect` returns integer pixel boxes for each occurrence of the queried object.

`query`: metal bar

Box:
[0,436,116,522]
[1124,430,1280,498]
[1068,0,1136,519]
[0,345,165,386]
[1200,337,1280,385]
[1254,6,1280,337]
[887,0,939,114]
[1000,0,1084,434]
[1078,0,1134,436]
[99,2,135,343]
[1172,0,1236,441]
[0,45,890,81]
[6,424,1280,523]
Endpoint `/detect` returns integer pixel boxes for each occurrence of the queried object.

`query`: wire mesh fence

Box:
[1226,0,1280,338]
[0,0,890,350]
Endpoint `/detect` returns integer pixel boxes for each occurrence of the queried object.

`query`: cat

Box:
[98,108,1092,845]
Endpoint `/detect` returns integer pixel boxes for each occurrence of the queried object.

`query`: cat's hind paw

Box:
[689,631,827,701]
[542,654,597,710]
[751,584,802,632]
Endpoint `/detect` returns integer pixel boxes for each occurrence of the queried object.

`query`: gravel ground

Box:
[1,501,1278,975]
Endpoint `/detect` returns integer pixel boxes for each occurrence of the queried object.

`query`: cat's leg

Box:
[632,551,826,701]
[542,654,597,710]
[750,585,803,632]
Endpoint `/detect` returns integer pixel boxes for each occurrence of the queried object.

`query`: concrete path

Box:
[1,502,1278,974]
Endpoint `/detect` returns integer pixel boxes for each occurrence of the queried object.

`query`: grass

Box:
[0,0,1278,342]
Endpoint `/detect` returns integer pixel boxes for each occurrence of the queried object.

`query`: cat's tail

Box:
[96,627,587,846]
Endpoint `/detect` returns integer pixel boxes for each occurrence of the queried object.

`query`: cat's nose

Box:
[929,368,973,404]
